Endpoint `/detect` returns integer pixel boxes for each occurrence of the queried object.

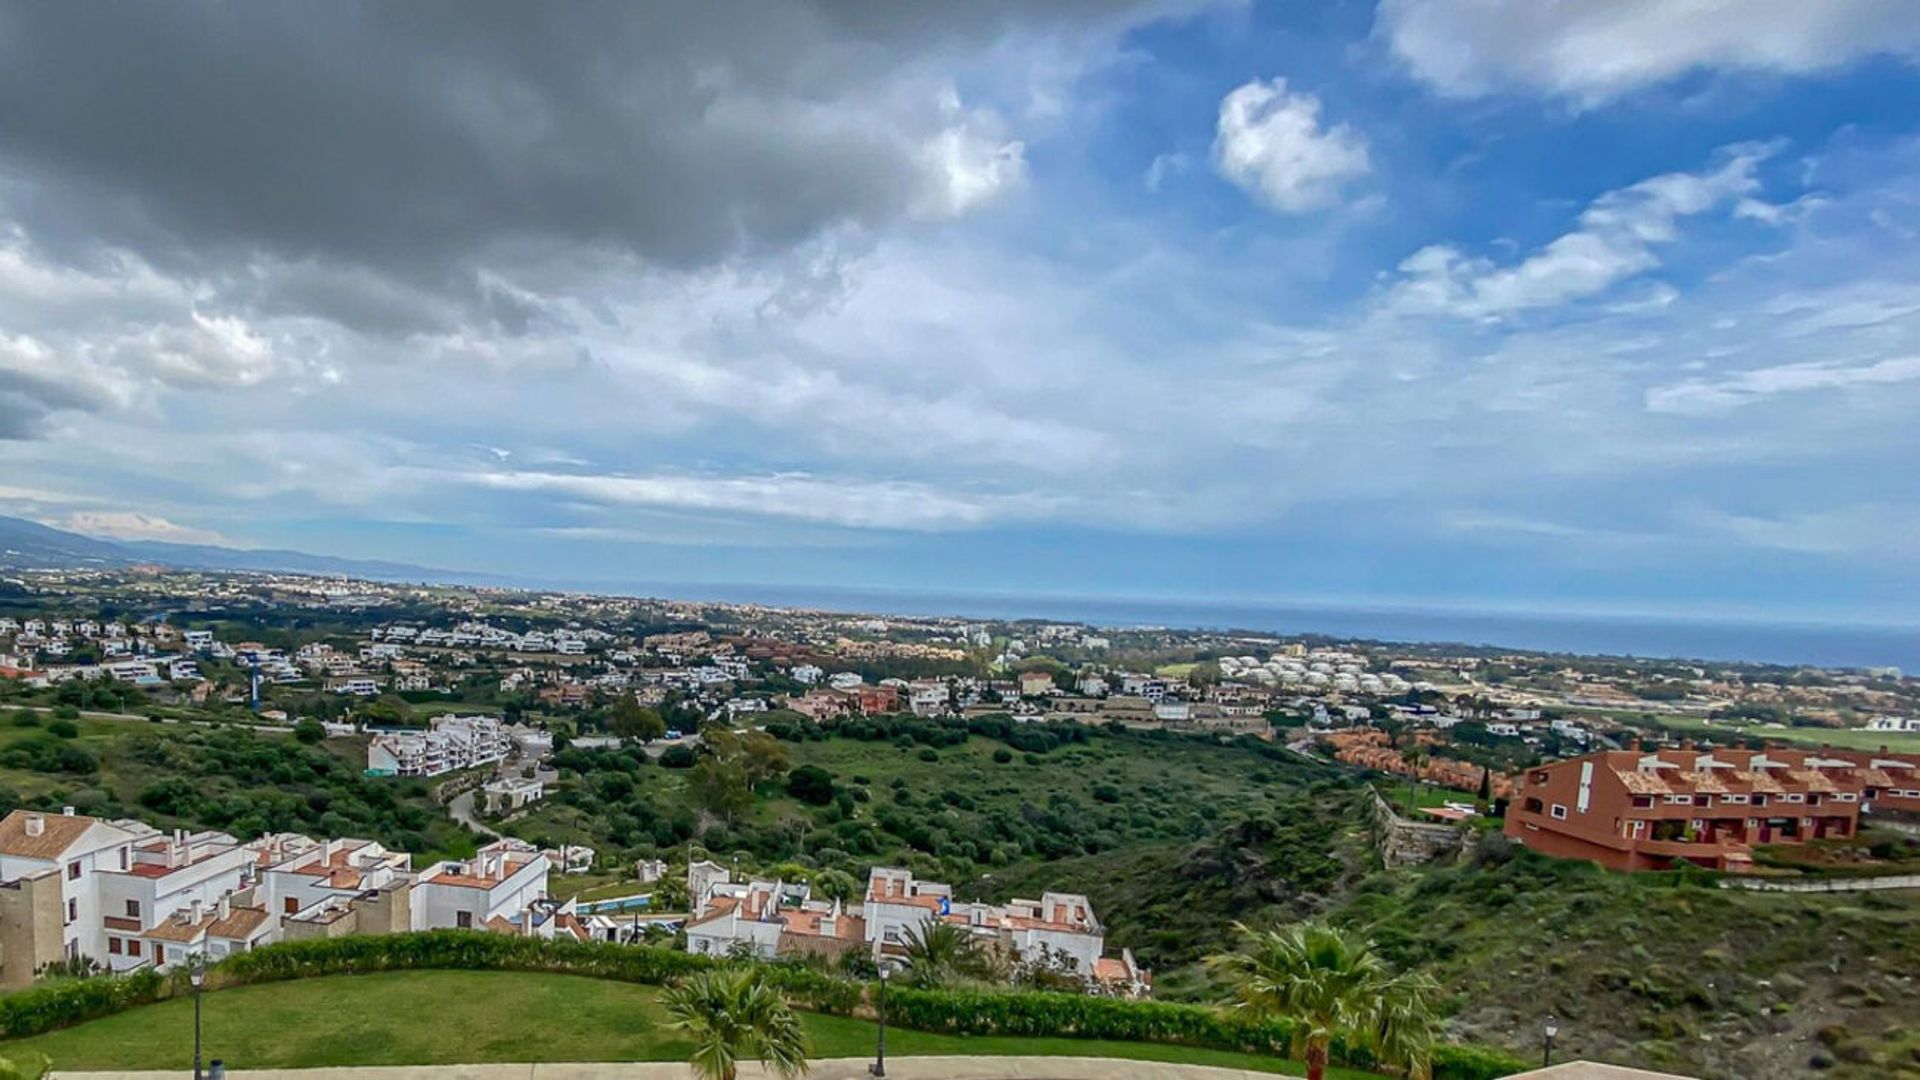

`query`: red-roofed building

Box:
[1504,746,1916,872]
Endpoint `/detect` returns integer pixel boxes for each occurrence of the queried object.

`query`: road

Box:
[445,788,500,840]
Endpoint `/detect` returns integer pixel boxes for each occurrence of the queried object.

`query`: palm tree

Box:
[661,968,811,1080]
[1401,746,1428,816]
[1209,922,1437,1080]
[899,919,990,987]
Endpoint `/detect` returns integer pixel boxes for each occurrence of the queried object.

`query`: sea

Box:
[569,580,1920,673]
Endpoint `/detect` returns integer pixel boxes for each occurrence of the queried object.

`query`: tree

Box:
[810,868,859,903]
[899,919,994,987]
[1401,746,1428,816]
[1209,922,1437,1080]
[661,967,810,1080]
[609,697,668,743]
[689,758,753,821]
[786,764,836,806]
[293,718,326,744]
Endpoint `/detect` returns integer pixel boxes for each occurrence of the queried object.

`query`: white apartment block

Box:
[682,862,1148,996]
[366,715,511,777]
[0,809,553,988]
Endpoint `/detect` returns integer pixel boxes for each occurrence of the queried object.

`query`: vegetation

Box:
[1211,923,1438,1080]
[0,933,1523,1079]
[662,968,811,1080]
[0,971,1379,1077]
[0,715,476,861]
[504,715,1338,893]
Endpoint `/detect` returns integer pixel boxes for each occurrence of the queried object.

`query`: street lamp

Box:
[1542,1015,1559,1069]
[868,965,890,1078]
[189,954,206,1080]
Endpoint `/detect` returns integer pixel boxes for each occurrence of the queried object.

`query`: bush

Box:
[46,719,79,740]
[992,748,1013,764]
[659,745,697,769]
[0,968,165,1039]
[293,718,326,744]
[786,764,837,806]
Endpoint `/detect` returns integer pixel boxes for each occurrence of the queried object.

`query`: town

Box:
[0,567,1917,1079]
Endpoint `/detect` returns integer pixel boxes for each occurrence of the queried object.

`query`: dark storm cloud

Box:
[0,1,1167,334]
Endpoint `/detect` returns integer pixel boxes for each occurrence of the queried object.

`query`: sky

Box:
[2,1,1920,624]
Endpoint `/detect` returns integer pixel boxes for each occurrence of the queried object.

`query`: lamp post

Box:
[868,965,890,1078]
[1542,1015,1559,1069]
[189,955,206,1080]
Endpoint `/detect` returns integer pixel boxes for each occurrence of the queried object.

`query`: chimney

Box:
[24,813,44,837]
[217,895,231,921]
[190,899,204,924]
[61,806,75,817]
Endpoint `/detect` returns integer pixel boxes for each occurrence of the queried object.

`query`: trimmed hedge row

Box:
[0,968,166,1040]
[0,934,1528,1079]
[881,987,1528,1080]
[886,986,1301,1054]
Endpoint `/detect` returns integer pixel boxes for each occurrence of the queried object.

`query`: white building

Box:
[367,715,511,777]
[412,840,550,932]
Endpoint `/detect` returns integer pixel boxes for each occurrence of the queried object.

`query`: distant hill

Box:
[0,514,471,583]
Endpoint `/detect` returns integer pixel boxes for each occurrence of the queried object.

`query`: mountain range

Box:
[0,515,472,583]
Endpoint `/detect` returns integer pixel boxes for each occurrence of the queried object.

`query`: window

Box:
[127,940,142,957]
[67,861,82,881]
[456,911,473,929]
[284,897,300,914]
[1529,771,1550,785]
[1751,795,1768,807]
[1523,797,1544,814]
[1550,804,1569,820]
[108,938,123,955]
[125,899,141,918]
[1631,796,1654,809]
[66,898,77,923]
[120,847,129,871]
[154,944,165,964]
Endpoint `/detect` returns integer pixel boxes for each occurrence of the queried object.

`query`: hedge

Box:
[0,935,1527,1079]
[0,969,166,1040]
[880,987,1529,1080]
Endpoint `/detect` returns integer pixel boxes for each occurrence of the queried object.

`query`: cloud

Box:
[1676,502,1920,557]
[1378,0,1920,105]
[1646,354,1920,415]
[464,470,1065,531]
[61,511,232,546]
[0,332,139,438]
[1213,77,1370,212]
[1384,144,1774,319]
[0,2,1154,338]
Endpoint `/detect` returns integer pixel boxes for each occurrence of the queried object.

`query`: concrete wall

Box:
[1370,791,1465,868]
[0,869,64,988]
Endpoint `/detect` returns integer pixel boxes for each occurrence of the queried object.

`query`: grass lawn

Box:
[1620,711,1920,753]
[1371,780,1475,815]
[0,971,1369,1078]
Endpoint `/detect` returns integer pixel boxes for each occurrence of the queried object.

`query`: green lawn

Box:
[0,971,1369,1078]
[1619,711,1920,753]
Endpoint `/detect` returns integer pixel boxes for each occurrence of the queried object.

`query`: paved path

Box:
[57,1057,1297,1080]
[444,788,499,840]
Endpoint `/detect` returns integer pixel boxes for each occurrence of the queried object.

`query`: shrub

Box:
[992,748,1013,764]
[46,719,79,740]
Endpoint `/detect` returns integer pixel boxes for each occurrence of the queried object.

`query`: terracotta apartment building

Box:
[1505,746,1920,872]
